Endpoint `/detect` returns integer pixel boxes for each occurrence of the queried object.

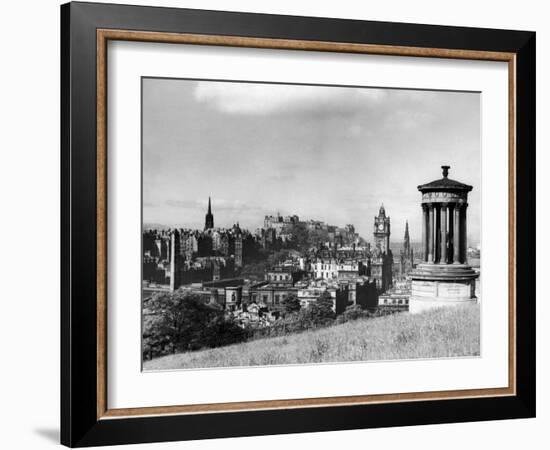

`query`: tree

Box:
[317,291,336,310]
[288,223,311,251]
[336,304,365,324]
[202,313,247,349]
[282,294,301,314]
[298,291,335,328]
[143,290,247,358]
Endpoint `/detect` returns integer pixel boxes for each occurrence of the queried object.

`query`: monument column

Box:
[428,203,435,263]
[440,203,448,264]
[433,205,439,262]
[169,230,179,292]
[453,204,461,264]
[422,204,428,262]
[461,203,468,264]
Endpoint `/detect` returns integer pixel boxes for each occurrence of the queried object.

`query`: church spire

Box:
[403,220,410,254]
[204,196,214,230]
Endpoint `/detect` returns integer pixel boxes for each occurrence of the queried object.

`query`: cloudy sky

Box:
[142,78,481,245]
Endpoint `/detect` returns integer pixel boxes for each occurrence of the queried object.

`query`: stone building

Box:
[167,228,237,290]
[296,281,349,315]
[169,229,182,291]
[371,205,393,292]
[336,260,367,280]
[312,258,339,280]
[378,288,410,310]
[181,232,198,258]
[258,227,277,249]
[248,284,298,311]
[263,212,299,237]
[373,204,390,253]
[197,233,213,256]
[265,265,305,286]
[352,278,379,309]
[233,234,243,268]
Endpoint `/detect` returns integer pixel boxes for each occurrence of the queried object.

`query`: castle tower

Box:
[410,166,479,312]
[204,196,214,230]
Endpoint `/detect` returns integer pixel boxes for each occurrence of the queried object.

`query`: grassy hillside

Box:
[143,304,480,370]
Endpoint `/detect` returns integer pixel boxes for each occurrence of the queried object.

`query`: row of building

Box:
[153,271,379,328]
[143,199,420,329]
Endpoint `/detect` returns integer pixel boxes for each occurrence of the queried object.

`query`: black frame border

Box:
[61,2,535,447]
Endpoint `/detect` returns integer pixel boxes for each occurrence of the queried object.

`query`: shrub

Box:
[336,304,366,324]
[143,290,247,359]
[298,292,335,327]
[282,294,301,314]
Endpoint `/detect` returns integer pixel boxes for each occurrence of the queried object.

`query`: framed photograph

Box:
[61,1,535,447]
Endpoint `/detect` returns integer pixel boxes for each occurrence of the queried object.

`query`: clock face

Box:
[378,224,385,231]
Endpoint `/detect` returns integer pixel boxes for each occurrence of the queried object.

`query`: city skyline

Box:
[143,78,481,245]
[143,198,475,247]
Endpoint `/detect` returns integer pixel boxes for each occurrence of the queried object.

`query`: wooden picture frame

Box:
[61,1,535,447]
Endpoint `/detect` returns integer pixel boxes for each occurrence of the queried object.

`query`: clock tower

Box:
[373,204,390,254]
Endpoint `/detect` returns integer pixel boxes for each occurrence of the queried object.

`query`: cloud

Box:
[387,110,435,130]
[142,201,159,208]
[194,81,387,115]
[165,199,202,209]
[348,124,363,137]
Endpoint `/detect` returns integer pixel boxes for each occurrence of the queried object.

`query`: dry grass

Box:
[143,304,480,371]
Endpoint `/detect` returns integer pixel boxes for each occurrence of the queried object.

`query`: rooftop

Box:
[417,165,473,193]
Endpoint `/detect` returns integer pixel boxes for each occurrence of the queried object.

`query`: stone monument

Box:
[409,166,479,313]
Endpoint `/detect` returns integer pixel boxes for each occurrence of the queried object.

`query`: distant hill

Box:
[143,223,170,231]
[389,241,423,253]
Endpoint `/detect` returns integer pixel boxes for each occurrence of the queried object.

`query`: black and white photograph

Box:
[141,78,481,370]
[0,0,542,447]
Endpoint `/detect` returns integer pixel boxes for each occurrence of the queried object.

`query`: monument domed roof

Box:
[417,166,472,193]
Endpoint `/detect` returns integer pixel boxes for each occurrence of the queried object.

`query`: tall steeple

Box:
[403,220,411,254]
[204,196,214,230]
[399,220,413,280]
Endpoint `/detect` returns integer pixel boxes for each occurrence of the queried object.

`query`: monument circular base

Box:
[411,263,479,281]
[410,263,479,314]
[409,295,477,314]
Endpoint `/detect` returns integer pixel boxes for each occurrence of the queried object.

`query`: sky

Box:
[142,78,481,245]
